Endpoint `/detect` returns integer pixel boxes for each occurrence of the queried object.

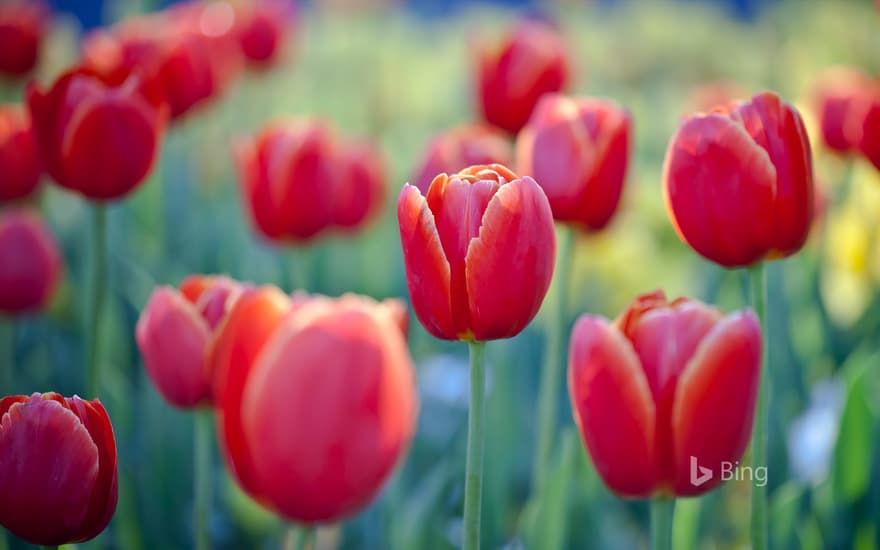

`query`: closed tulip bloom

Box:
[237,0,295,66]
[568,291,761,497]
[0,2,47,77]
[333,139,386,230]
[664,91,814,268]
[813,67,874,154]
[0,105,42,202]
[136,275,243,408]
[412,124,513,194]
[0,392,118,545]
[211,289,417,523]
[27,67,168,201]
[398,164,555,341]
[0,208,61,314]
[517,94,631,230]
[852,88,880,171]
[477,21,569,134]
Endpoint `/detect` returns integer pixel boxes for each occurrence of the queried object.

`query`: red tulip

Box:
[568,291,761,498]
[398,164,555,341]
[517,94,631,230]
[333,139,386,230]
[412,124,513,194]
[27,67,168,201]
[0,392,118,545]
[237,0,295,66]
[136,275,243,408]
[0,208,61,314]
[813,67,874,154]
[477,20,569,134]
[211,289,417,523]
[663,91,814,268]
[0,105,42,202]
[0,2,47,77]
[853,88,880,171]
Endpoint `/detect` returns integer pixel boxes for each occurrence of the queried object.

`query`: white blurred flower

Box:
[786,378,845,485]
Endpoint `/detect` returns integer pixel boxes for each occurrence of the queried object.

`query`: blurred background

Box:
[2,0,880,549]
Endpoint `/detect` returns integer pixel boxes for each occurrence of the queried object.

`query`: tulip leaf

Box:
[833,358,877,503]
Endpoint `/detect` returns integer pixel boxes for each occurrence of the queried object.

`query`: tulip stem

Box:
[286,525,314,550]
[748,262,769,550]
[194,409,212,550]
[464,340,487,550]
[85,203,107,398]
[533,224,574,493]
[650,498,674,550]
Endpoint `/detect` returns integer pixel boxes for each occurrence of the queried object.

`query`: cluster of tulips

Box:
[1,1,879,549]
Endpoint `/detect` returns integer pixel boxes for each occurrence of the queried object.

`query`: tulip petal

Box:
[663,113,777,267]
[209,286,290,498]
[0,395,99,546]
[568,316,656,497]
[397,184,456,339]
[671,311,761,495]
[465,176,555,340]
[136,287,211,408]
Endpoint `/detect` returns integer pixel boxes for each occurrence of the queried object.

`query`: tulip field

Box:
[2,0,880,549]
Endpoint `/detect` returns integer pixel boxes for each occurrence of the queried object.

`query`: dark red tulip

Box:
[333,139,386,230]
[0,208,61,314]
[477,21,569,134]
[412,124,513,194]
[853,88,880,171]
[136,275,243,408]
[517,94,631,230]
[0,105,42,202]
[0,392,118,545]
[237,0,295,66]
[27,67,168,201]
[398,164,556,341]
[813,67,874,154]
[0,2,47,77]
[664,91,814,267]
[568,291,761,498]
[211,290,417,523]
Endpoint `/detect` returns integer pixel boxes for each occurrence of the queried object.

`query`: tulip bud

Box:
[332,139,386,230]
[27,67,168,201]
[211,289,417,523]
[0,2,47,77]
[237,0,295,67]
[398,164,556,341]
[136,275,242,408]
[0,392,118,545]
[517,94,631,230]
[568,291,761,497]
[663,91,814,268]
[412,124,513,194]
[0,208,61,314]
[477,20,569,134]
[812,67,875,154]
[0,105,42,202]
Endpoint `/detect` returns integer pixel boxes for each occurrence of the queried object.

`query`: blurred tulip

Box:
[237,0,295,67]
[0,2,47,77]
[477,20,569,134]
[412,124,512,194]
[27,67,168,201]
[685,80,745,114]
[517,94,631,230]
[0,105,41,202]
[853,90,880,171]
[812,67,874,154]
[136,275,243,408]
[664,91,814,267]
[236,119,385,242]
[211,289,417,523]
[398,164,555,341]
[568,290,761,497]
[0,392,118,545]
[0,208,61,314]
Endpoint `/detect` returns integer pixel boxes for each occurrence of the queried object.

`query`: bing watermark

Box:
[690,456,767,487]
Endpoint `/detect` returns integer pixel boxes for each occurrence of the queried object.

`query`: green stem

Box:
[650,498,675,550]
[749,262,769,550]
[533,224,575,492]
[1,318,13,394]
[464,341,487,550]
[285,525,314,550]
[194,410,212,550]
[86,203,107,398]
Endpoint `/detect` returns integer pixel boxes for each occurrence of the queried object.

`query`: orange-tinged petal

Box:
[397,183,455,339]
[671,311,761,495]
[568,316,656,497]
[465,176,555,340]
